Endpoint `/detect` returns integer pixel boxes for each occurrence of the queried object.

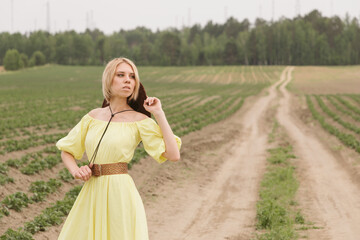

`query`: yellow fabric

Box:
[55,113,182,240]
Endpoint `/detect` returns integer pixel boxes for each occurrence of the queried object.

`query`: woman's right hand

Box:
[72,163,93,181]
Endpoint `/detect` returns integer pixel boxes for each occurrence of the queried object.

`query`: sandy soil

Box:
[277,67,360,240]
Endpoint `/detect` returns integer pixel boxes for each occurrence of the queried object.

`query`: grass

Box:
[254,121,307,240]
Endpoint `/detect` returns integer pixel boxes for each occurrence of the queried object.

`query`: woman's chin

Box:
[112,93,132,99]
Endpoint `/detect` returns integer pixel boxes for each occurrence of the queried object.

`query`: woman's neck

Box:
[109,97,132,113]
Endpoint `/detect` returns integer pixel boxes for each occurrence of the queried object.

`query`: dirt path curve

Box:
[277,67,360,240]
[145,67,291,240]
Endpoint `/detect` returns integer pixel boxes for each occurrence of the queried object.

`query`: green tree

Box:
[73,33,93,65]
[55,32,74,65]
[223,38,238,64]
[20,53,29,67]
[247,30,257,64]
[30,51,46,66]
[159,32,181,65]
[3,49,23,70]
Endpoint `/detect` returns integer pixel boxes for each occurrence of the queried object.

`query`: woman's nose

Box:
[124,75,131,82]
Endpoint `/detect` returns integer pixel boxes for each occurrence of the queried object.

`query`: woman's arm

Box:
[153,110,181,162]
[61,151,92,181]
[144,97,181,162]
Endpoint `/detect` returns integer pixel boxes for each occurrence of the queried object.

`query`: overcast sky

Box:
[0,0,359,34]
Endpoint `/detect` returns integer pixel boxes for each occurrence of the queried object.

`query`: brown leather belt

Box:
[91,162,128,176]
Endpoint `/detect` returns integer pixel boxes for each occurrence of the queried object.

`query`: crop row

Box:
[0,185,82,240]
[0,160,84,220]
[0,133,64,155]
[0,178,62,219]
[332,95,360,116]
[0,146,61,188]
[326,96,360,122]
[306,95,360,153]
[349,95,360,105]
[142,65,279,84]
[315,96,360,134]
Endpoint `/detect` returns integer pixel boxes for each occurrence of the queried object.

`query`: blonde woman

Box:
[56,57,181,239]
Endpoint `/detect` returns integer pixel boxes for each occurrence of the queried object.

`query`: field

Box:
[290,66,360,155]
[283,66,360,239]
[290,66,360,94]
[0,65,283,239]
[1,64,360,240]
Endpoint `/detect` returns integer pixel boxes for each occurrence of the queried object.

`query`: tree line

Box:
[1,9,359,69]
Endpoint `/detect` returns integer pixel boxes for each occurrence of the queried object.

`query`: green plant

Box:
[30,179,62,202]
[2,192,33,212]
[58,168,73,182]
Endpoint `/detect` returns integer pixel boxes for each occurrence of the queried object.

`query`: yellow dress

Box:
[55,113,182,240]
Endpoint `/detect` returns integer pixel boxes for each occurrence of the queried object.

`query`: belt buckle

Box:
[99,164,102,176]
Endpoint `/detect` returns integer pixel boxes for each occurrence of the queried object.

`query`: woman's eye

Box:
[130,75,135,79]
[117,74,124,77]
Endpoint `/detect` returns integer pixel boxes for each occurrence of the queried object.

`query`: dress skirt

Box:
[58,174,149,240]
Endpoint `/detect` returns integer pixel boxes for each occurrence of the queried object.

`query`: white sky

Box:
[0,0,359,34]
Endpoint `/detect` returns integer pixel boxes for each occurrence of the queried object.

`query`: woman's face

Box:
[111,62,136,99]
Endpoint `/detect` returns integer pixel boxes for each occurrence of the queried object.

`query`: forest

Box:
[1,9,359,68]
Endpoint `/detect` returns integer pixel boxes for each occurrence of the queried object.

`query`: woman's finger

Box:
[85,166,92,175]
[82,166,91,175]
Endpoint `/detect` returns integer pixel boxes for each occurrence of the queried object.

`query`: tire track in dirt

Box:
[276,67,360,240]
[145,67,290,240]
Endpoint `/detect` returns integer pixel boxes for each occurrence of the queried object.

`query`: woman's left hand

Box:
[143,97,163,115]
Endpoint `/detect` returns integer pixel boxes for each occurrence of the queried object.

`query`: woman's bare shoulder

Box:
[88,108,104,118]
[133,111,150,121]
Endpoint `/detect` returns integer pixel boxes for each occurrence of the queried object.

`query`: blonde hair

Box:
[102,57,140,104]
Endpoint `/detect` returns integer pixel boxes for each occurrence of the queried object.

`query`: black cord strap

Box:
[88,105,134,167]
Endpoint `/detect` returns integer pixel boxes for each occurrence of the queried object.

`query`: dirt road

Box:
[140,67,291,240]
[277,67,360,240]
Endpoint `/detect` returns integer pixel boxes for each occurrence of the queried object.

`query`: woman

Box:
[56,57,182,239]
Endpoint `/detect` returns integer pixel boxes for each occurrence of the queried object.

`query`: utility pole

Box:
[34,18,37,32]
[175,16,178,29]
[90,10,94,29]
[46,1,50,33]
[187,8,191,27]
[86,11,89,29]
[295,0,300,16]
[224,6,228,22]
[11,0,14,32]
[259,4,262,19]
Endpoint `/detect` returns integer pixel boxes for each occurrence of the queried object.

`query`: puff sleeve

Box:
[56,114,91,160]
[136,118,182,164]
